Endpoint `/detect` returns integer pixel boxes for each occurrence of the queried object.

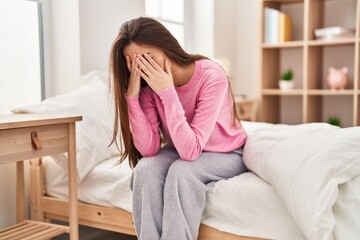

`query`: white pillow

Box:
[12,71,120,182]
[244,125,360,239]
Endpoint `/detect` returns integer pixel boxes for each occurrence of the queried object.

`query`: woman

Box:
[110,17,247,240]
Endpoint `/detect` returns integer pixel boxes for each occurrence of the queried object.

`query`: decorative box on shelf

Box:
[314,26,355,41]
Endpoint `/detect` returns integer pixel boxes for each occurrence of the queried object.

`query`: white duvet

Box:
[243,123,360,240]
[44,121,360,239]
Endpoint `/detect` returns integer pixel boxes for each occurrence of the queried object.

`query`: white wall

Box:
[0,162,30,228]
[50,0,81,96]
[49,0,144,96]
[202,0,260,98]
[0,164,16,227]
[233,0,260,98]
[188,0,260,99]
[79,0,145,75]
[214,0,237,83]
[187,0,214,57]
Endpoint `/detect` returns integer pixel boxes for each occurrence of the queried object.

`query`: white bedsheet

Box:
[45,156,304,239]
[45,156,133,212]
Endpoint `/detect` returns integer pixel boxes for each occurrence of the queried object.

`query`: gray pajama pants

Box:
[130,147,246,240]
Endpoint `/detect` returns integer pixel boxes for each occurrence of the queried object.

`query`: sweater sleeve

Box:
[125,89,161,157]
[156,74,228,161]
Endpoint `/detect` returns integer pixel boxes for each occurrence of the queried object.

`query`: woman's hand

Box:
[136,53,173,92]
[126,53,141,97]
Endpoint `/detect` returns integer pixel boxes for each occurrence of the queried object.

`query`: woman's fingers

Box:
[131,53,173,92]
[143,53,162,71]
[126,54,142,97]
[136,68,150,82]
[131,54,137,72]
[136,55,153,77]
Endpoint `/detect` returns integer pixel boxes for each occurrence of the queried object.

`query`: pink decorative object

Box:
[327,67,349,90]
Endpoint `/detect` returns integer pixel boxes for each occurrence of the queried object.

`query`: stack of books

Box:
[264,8,292,44]
[314,26,355,41]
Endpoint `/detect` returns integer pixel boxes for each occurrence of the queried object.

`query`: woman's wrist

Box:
[126,90,139,97]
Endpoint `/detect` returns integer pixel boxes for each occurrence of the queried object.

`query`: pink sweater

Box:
[126,59,247,161]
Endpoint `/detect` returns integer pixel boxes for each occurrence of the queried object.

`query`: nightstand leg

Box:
[16,161,25,223]
[29,158,45,221]
[68,122,79,239]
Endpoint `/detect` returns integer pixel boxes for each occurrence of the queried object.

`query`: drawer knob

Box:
[31,132,43,150]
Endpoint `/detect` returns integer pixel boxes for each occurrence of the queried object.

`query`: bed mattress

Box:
[44,156,304,239]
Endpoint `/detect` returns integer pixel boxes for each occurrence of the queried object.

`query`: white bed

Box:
[44,155,304,240]
[13,71,360,240]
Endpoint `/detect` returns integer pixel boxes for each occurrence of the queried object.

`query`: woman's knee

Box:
[167,160,193,181]
[134,154,176,186]
[133,157,160,182]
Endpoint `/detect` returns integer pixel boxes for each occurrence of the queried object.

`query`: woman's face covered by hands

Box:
[124,42,173,93]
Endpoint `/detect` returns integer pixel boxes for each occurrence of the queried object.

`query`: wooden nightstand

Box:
[234,98,258,122]
[0,114,82,240]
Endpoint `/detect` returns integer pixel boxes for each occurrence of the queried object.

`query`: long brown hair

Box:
[109,17,238,168]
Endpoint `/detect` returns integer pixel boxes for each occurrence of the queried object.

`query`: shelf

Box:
[262,89,355,95]
[263,39,358,48]
[260,0,359,126]
[307,89,355,95]
[0,220,68,240]
[263,41,304,48]
[308,39,356,46]
[263,89,303,95]
[262,48,303,89]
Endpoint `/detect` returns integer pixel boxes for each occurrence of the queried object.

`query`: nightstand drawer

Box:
[0,123,68,164]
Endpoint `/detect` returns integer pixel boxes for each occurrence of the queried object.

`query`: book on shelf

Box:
[264,7,292,44]
[314,26,355,41]
[279,12,291,42]
[264,8,279,44]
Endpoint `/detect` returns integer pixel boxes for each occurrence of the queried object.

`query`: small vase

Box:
[279,80,294,91]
